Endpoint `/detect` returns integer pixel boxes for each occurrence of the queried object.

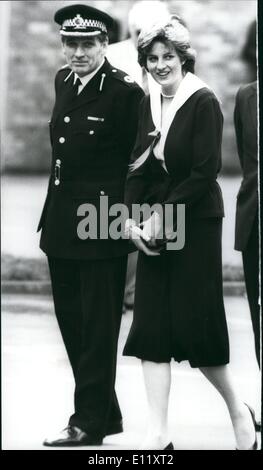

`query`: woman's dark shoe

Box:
[236,403,258,450]
[163,442,174,450]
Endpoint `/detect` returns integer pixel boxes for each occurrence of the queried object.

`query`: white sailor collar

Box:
[150,72,210,132]
[130,73,213,173]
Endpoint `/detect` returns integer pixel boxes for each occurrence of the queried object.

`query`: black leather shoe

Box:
[236,403,258,450]
[43,425,103,447]
[104,420,123,436]
[163,442,174,450]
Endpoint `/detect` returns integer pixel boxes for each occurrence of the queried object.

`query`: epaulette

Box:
[60,63,70,70]
[57,65,74,83]
[109,67,138,87]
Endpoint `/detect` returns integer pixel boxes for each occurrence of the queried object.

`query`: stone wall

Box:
[2,0,257,173]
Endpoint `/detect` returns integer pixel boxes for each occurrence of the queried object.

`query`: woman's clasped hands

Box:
[125,212,163,256]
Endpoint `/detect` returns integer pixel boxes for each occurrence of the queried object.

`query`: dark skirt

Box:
[123,218,229,367]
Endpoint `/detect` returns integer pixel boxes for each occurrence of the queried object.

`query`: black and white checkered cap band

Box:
[61,15,107,35]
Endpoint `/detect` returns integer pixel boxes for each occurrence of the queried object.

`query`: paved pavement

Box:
[1,175,243,266]
[2,294,261,450]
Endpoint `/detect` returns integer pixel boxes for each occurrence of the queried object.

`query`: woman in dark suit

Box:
[123,16,258,450]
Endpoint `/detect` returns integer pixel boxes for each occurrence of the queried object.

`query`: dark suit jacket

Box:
[125,87,224,221]
[38,59,144,259]
[234,82,258,251]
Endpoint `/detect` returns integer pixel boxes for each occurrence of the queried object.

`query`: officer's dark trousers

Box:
[242,217,261,368]
[48,255,128,435]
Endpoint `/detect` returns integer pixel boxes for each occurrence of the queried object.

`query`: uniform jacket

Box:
[125,76,224,222]
[38,59,144,259]
[234,82,258,251]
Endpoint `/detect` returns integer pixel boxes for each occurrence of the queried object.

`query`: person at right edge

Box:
[123,15,258,450]
[234,82,260,369]
[234,19,261,433]
[234,82,261,433]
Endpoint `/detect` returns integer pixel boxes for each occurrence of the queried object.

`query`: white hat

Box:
[128,1,170,32]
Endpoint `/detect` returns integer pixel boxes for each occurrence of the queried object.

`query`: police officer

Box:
[38,4,144,446]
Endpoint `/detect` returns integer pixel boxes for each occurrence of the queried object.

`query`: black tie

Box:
[67,77,82,103]
[73,77,82,96]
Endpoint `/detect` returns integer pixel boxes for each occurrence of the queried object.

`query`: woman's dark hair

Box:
[138,15,196,74]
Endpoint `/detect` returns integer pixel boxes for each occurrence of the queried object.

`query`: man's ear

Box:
[61,40,66,55]
[102,38,109,53]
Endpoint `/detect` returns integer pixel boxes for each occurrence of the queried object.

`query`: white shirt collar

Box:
[73,58,105,88]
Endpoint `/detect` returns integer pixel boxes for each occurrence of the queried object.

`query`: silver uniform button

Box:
[55,179,60,186]
[56,159,61,164]
[100,190,105,196]
[124,75,134,83]
[64,116,70,123]
[59,137,65,143]
[89,130,95,135]
[112,69,117,72]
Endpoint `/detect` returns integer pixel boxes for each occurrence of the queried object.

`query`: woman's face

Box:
[146,41,184,94]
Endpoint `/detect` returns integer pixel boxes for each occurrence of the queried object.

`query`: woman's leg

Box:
[140,360,171,449]
[199,365,257,449]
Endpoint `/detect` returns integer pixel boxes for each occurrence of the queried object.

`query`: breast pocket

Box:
[71,127,99,155]
[90,121,115,150]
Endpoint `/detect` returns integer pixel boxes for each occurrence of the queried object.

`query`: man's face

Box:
[62,37,107,77]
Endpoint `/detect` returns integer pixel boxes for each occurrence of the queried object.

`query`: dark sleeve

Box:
[54,71,60,95]
[162,95,223,208]
[124,98,151,215]
[38,73,60,231]
[120,85,145,158]
[234,88,244,170]
[54,69,66,94]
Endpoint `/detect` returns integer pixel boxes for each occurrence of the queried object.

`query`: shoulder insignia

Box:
[109,68,138,87]
[124,75,134,83]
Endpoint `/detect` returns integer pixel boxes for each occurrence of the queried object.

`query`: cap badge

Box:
[73,14,86,29]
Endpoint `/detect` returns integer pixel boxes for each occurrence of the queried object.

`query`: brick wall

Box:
[3,0,257,173]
